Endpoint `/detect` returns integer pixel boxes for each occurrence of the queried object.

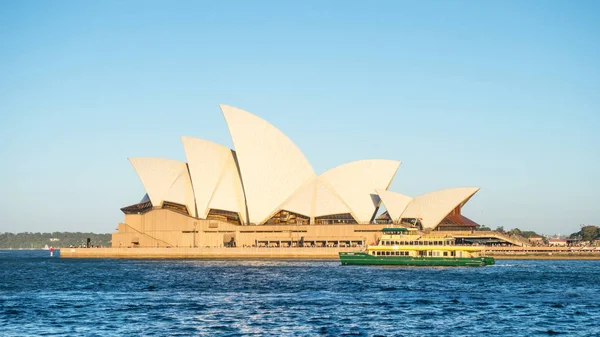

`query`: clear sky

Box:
[1,0,598,235]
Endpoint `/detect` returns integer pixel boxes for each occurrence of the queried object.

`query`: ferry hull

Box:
[339,252,495,267]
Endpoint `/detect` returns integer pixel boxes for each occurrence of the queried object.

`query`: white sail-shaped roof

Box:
[220,104,316,224]
[129,157,196,217]
[208,159,248,224]
[181,136,246,223]
[376,189,413,223]
[401,187,479,229]
[279,176,352,219]
[314,177,353,217]
[278,178,316,218]
[321,160,401,223]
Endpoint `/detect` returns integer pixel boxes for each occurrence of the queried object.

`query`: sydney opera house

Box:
[112,105,482,249]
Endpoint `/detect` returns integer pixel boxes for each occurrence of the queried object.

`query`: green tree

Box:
[521,231,541,238]
[495,226,505,233]
[509,228,523,236]
[581,226,599,242]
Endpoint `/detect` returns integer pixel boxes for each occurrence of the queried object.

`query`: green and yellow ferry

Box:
[339,227,495,267]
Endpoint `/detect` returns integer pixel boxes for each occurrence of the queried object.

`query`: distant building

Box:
[548,238,567,246]
[528,236,544,244]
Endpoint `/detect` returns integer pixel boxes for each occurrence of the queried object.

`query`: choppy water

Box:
[1,250,599,336]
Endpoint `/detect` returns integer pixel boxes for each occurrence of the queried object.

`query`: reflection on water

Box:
[1,250,599,336]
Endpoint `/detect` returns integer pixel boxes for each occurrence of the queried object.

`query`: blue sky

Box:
[1,0,598,235]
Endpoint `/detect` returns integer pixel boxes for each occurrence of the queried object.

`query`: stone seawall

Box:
[60,247,600,260]
[60,247,357,259]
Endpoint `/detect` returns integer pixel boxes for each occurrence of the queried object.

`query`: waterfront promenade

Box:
[60,246,600,260]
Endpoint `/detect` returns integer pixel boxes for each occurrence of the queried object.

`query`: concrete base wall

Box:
[60,247,600,260]
[60,247,359,259]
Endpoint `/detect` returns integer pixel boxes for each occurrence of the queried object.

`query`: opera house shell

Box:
[113,105,481,248]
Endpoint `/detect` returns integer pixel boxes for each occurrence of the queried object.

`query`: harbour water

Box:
[1,250,599,336]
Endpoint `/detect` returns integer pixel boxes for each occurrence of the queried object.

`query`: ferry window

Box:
[451,251,455,257]
[443,252,448,257]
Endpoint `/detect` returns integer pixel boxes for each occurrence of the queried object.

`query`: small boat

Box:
[339,227,495,267]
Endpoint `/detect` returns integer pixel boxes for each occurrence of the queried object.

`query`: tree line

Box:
[569,225,600,242]
[484,224,600,242]
[0,232,111,249]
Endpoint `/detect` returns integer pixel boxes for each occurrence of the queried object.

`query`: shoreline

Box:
[57,247,600,260]
[491,255,600,260]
